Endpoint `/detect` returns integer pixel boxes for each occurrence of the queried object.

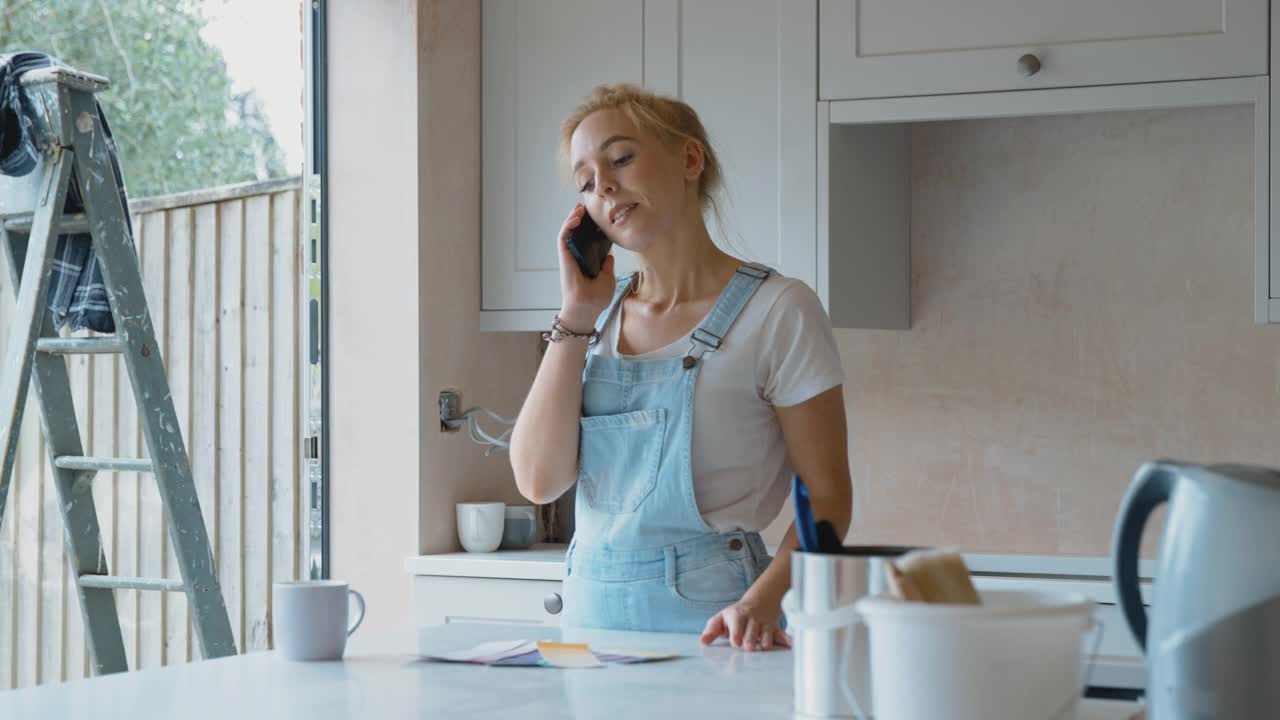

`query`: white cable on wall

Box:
[442,404,515,456]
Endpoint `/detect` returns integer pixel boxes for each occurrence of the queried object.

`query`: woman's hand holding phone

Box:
[556,203,617,332]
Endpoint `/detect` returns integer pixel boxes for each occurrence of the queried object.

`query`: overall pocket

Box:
[669,558,752,609]
[577,408,666,514]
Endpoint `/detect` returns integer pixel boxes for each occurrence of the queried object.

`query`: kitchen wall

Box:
[329,0,537,654]
[327,0,418,656]
[764,103,1280,556]
[414,0,540,557]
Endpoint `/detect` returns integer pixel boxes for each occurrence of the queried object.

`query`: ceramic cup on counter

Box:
[272,580,366,661]
[499,504,538,550]
[456,501,505,552]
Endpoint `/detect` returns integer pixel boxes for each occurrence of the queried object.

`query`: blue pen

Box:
[791,474,819,553]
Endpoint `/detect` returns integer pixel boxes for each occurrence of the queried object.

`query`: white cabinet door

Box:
[413,576,564,626]
[645,0,818,292]
[482,0,645,314]
[820,0,1268,101]
[481,0,821,327]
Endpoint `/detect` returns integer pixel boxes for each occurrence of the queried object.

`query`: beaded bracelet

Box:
[541,315,599,345]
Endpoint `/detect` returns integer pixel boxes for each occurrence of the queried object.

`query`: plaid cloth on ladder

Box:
[0,51,133,333]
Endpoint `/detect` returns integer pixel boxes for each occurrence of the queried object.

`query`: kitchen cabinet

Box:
[819,0,1268,101]
[820,75,1275,327]
[817,0,1279,325]
[483,1,1280,328]
[643,0,818,294]
[480,0,818,331]
[407,546,569,626]
[480,0,646,329]
[414,575,564,626]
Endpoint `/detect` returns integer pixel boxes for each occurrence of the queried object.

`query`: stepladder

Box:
[0,64,236,674]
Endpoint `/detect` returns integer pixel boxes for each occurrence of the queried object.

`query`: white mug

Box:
[456,501,505,552]
[272,580,366,661]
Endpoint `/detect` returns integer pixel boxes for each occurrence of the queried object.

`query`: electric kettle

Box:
[1113,460,1280,718]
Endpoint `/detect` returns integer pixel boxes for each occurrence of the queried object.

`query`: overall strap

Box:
[682,262,773,369]
[593,272,638,334]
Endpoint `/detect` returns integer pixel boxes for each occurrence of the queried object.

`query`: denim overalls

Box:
[562,263,775,633]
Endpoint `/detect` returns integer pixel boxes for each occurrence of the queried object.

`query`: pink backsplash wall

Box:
[764,104,1280,557]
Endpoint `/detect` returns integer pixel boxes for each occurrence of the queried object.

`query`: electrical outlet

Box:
[439,390,461,432]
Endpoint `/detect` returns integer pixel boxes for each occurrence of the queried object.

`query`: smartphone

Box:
[565,208,613,279]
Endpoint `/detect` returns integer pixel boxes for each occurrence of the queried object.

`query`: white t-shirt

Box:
[591,272,846,532]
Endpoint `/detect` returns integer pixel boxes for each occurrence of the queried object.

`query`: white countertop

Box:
[0,623,1142,719]
[404,543,570,580]
[404,545,1152,692]
[404,545,1156,582]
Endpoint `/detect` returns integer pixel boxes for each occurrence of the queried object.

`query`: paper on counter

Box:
[421,640,679,669]
[426,639,536,663]
[592,649,678,664]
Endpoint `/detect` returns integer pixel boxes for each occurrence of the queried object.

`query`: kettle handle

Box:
[1112,461,1179,653]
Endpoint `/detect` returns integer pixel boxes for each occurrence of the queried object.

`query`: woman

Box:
[509,83,852,652]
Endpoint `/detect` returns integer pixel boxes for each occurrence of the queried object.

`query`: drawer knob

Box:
[544,592,563,615]
[1017,53,1041,77]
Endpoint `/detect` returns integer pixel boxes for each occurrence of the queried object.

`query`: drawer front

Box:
[413,576,564,627]
[819,0,1268,100]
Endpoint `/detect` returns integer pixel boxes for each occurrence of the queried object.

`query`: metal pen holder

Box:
[790,546,916,720]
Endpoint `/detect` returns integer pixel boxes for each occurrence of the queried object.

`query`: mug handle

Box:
[347,589,366,636]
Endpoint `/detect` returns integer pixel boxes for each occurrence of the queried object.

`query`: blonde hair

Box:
[560,83,724,216]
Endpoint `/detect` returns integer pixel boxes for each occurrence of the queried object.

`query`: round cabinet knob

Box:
[544,592,563,615]
[1017,53,1042,77]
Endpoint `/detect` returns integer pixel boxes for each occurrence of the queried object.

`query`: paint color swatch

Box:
[535,642,603,668]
